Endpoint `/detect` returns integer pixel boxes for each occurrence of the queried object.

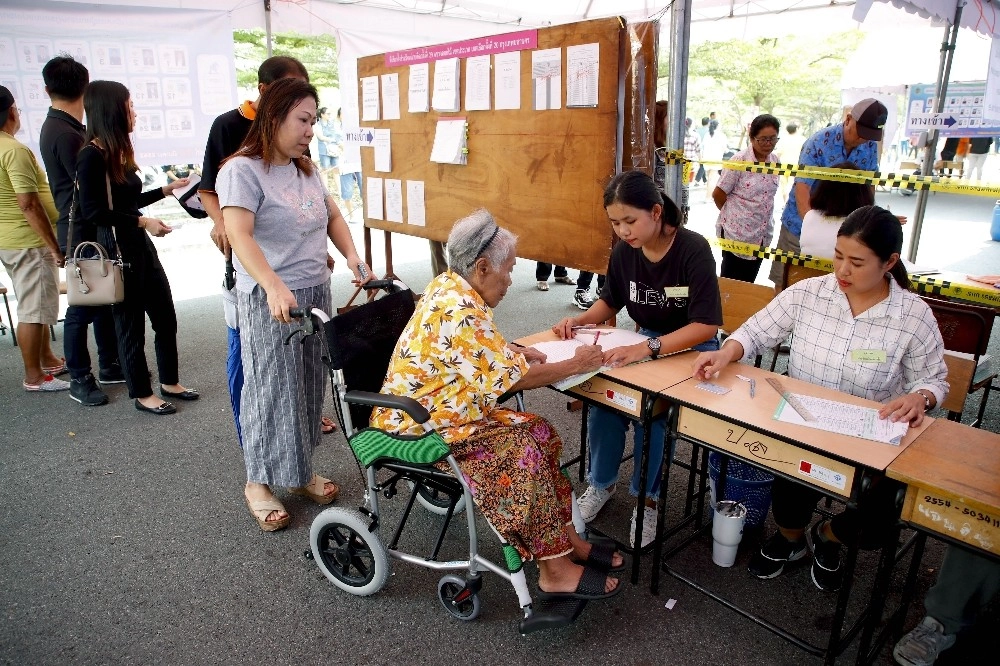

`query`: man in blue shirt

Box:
[769,98,887,289]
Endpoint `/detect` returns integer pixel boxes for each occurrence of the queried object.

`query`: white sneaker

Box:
[630,505,658,548]
[893,616,956,666]
[23,374,71,392]
[577,485,615,523]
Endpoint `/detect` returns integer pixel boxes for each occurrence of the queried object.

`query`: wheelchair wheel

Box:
[310,507,390,597]
[407,480,467,516]
[437,574,481,621]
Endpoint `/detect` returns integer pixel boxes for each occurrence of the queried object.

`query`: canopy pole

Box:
[907,5,963,262]
[665,0,693,211]
[264,0,273,58]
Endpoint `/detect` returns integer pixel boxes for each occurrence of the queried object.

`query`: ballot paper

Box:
[406,180,426,226]
[531,48,561,110]
[432,57,460,112]
[361,76,380,121]
[528,329,664,390]
[384,179,403,222]
[773,393,909,445]
[465,55,491,111]
[566,42,599,107]
[494,51,521,110]
[380,73,400,120]
[366,177,384,220]
[408,63,430,112]
[430,118,467,165]
[373,128,391,172]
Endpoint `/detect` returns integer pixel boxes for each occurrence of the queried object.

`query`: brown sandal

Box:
[289,474,339,505]
[245,496,291,532]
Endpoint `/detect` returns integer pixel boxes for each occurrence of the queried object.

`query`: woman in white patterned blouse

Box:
[693,205,948,592]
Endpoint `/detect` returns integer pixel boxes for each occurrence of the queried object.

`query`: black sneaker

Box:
[748,531,807,579]
[70,374,109,406]
[807,521,843,591]
[98,364,126,384]
[573,290,596,310]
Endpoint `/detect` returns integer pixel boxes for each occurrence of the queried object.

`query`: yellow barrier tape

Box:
[711,238,1000,308]
[659,149,1000,198]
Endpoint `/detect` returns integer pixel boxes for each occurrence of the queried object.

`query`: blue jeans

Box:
[586,332,719,498]
[319,154,338,169]
[339,171,361,200]
[227,326,244,447]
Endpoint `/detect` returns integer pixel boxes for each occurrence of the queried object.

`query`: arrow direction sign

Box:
[908,112,958,129]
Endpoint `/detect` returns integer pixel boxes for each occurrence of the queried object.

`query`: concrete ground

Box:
[1,175,998,664]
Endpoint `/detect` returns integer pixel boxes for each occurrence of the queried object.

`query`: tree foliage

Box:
[662,31,864,143]
[232,29,339,89]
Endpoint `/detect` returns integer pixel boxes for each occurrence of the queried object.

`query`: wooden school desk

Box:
[655,361,931,665]
[515,329,697,583]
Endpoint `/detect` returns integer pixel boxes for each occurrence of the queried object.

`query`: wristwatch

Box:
[915,389,932,412]
[647,337,661,359]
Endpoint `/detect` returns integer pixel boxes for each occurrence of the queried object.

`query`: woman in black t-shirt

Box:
[553,170,722,548]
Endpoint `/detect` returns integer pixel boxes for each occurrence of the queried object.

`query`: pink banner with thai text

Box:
[384,30,538,67]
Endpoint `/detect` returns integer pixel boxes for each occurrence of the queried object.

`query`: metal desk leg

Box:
[579,402,588,483]
[651,404,678,594]
[631,392,658,585]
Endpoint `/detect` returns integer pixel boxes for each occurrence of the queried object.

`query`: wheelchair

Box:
[288,280,590,633]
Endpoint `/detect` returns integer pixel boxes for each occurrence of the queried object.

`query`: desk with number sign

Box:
[515,329,698,583]
[653,361,932,666]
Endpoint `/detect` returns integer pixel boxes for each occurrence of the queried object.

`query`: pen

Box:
[592,331,600,345]
[571,324,596,330]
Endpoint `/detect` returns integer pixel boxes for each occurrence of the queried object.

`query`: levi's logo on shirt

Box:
[629,281,688,308]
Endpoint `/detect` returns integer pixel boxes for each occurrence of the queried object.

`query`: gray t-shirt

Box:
[217,156,331,293]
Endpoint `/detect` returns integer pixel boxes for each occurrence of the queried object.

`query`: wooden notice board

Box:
[355,17,657,274]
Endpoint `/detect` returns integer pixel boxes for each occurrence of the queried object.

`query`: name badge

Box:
[851,349,887,363]
[664,286,689,298]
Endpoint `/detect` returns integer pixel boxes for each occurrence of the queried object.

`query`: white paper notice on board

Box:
[532,48,561,111]
[494,51,521,110]
[373,128,391,172]
[986,37,1000,125]
[384,179,403,222]
[361,76,380,121]
[409,62,430,113]
[432,57,460,112]
[566,42,599,108]
[406,180,426,226]
[366,177,384,220]
[429,118,467,164]
[381,73,400,120]
[465,55,491,111]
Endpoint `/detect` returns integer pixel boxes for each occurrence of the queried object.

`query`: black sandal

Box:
[537,563,621,601]
[575,540,626,574]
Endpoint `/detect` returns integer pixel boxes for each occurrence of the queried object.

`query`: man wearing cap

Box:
[769,98,887,290]
[0,85,70,392]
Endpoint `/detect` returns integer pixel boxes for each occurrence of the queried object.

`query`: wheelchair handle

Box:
[288,306,332,323]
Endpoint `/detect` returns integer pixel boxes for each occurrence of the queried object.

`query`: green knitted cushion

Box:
[350,427,451,468]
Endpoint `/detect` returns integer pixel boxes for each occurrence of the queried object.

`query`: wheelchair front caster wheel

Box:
[437,574,481,621]
[310,507,390,597]
[407,480,466,516]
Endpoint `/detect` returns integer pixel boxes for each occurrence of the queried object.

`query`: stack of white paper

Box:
[430,118,467,165]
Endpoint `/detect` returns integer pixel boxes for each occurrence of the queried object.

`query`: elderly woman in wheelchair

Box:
[370,209,624,603]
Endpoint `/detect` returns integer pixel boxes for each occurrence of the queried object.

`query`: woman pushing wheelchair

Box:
[371,210,624,601]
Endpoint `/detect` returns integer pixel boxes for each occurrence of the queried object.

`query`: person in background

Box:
[573,271,606,310]
[683,117,702,188]
[693,205,947,593]
[534,262,576,291]
[0,85,68,393]
[712,114,781,283]
[770,98,885,291]
[694,117,710,186]
[76,81,196,415]
[554,171,722,548]
[798,162,874,259]
[38,55,125,406]
[219,78,372,532]
[163,164,199,185]
[334,108,363,223]
[653,99,668,189]
[893,547,1000,666]
[778,122,805,202]
[701,119,729,202]
[313,106,339,194]
[964,137,992,181]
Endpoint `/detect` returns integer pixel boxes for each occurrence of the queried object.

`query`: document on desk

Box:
[528,329,665,390]
[773,393,909,445]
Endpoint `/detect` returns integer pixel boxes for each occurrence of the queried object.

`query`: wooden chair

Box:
[923,296,997,427]
[717,277,775,367]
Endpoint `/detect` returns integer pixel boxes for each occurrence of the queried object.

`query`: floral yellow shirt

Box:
[370,271,529,442]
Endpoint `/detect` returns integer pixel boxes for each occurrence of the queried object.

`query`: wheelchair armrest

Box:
[344,390,431,424]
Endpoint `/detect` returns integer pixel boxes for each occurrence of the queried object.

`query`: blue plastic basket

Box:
[708,452,774,528]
